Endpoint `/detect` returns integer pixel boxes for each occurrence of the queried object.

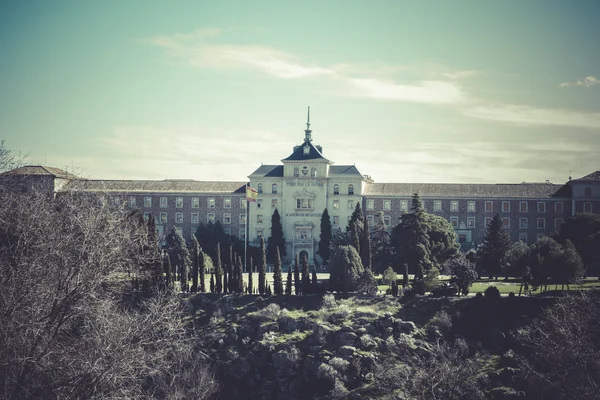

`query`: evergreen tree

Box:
[215,242,223,293]
[372,211,392,274]
[146,213,163,288]
[163,251,172,289]
[199,250,206,293]
[477,214,512,280]
[236,255,244,293]
[191,234,201,292]
[210,268,215,293]
[258,237,266,295]
[312,265,318,293]
[223,263,229,293]
[351,222,361,255]
[166,227,191,292]
[294,253,301,295]
[318,208,332,265]
[360,213,372,270]
[285,263,293,295]
[267,208,286,264]
[301,253,311,295]
[347,202,364,232]
[402,263,409,288]
[273,247,283,295]
[329,245,365,293]
[248,257,254,294]
[447,254,478,296]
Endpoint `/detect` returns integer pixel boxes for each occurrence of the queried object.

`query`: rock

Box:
[256,321,279,340]
[357,327,367,335]
[378,314,396,329]
[397,320,417,334]
[349,393,363,400]
[356,317,371,326]
[383,327,394,338]
[359,334,377,351]
[336,331,358,346]
[272,346,300,377]
[312,322,333,345]
[354,311,379,319]
[337,345,357,360]
[364,372,374,382]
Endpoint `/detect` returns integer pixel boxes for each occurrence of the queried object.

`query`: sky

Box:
[1,0,599,184]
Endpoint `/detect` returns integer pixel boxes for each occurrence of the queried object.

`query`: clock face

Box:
[302,166,308,175]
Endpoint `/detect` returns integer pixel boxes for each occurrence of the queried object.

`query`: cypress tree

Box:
[215,242,223,293]
[163,251,172,289]
[267,208,286,264]
[402,263,409,288]
[301,253,311,295]
[236,255,244,293]
[248,257,254,294]
[166,227,191,291]
[318,208,332,265]
[210,269,215,293]
[223,266,229,293]
[258,237,266,295]
[312,265,318,293]
[191,234,201,292]
[372,211,391,274]
[285,264,293,295]
[146,213,163,288]
[273,247,283,295]
[347,202,364,232]
[294,253,301,295]
[351,222,361,255]
[199,250,206,293]
[477,213,512,280]
[361,213,372,270]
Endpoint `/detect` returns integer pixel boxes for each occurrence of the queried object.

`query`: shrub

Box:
[484,286,501,299]
[424,266,441,292]
[431,282,458,297]
[322,293,337,309]
[329,245,364,293]
[259,303,281,320]
[475,292,483,298]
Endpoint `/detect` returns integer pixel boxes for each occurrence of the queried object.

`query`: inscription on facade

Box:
[286,181,324,187]
[285,213,321,217]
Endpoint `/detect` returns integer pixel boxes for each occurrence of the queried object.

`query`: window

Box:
[333,200,339,209]
[111,196,121,206]
[208,198,215,208]
[160,197,168,208]
[450,201,459,212]
[348,184,354,195]
[144,197,152,208]
[311,168,317,177]
[433,200,442,212]
[537,218,545,229]
[450,216,458,228]
[333,184,339,195]
[384,215,391,226]
[296,198,314,209]
[519,232,528,243]
[257,229,264,239]
[303,145,310,155]
[367,215,374,226]
[241,198,246,208]
[519,218,528,229]
[257,199,263,208]
[129,196,136,207]
[485,217,492,227]
[272,184,278,194]
[224,228,231,236]
[467,217,475,228]
[175,212,183,224]
[348,200,354,210]
[239,214,246,224]
[160,212,167,224]
[175,197,183,208]
[502,217,510,228]
[223,213,231,224]
[333,216,339,225]
[294,167,299,177]
[537,202,546,213]
[207,213,215,223]
[502,201,510,213]
[239,229,246,240]
[555,218,563,230]
[485,201,493,213]
[257,215,263,224]
[257,184,263,194]
[519,201,528,213]
[555,202,563,213]
[383,200,391,211]
[458,234,467,243]
[224,198,232,208]
[467,201,476,212]
[585,187,592,197]
[192,197,199,208]
[143,212,150,222]
[272,199,277,208]
[366,199,374,211]
[584,202,592,213]
[400,200,408,212]
[191,213,199,224]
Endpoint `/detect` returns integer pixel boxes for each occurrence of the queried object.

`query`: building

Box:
[2,113,600,266]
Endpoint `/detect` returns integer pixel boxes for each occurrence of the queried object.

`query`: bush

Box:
[322,293,337,309]
[484,286,501,299]
[424,266,441,292]
[475,292,483,298]
[259,303,281,320]
[329,245,365,293]
[431,282,458,297]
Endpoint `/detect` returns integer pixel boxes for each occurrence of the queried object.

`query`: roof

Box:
[571,171,600,182]
[282,141,329,162]
[364,182,571,198]
[329,165,363,177]
[63,179,247,194]
[1,165,76,179]
[249,165,284,177]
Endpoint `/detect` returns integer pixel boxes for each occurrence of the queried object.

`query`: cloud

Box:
[560,75,600,88]
[440,70,480,80]
[348,78,465,104]
[463,104,600,129]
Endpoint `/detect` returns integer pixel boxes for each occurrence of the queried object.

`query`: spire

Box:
[304,106,312,142]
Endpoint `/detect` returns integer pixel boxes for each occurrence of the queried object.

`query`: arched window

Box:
[311,168,317,177]
[257,183,263,194]
[348,184,354,195]
[333,184,339,195]
[293,167,299,177]
[585,187,592,197]
[272,183,278,194]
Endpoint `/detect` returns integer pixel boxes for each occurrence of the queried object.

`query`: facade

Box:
[3,117,600,266]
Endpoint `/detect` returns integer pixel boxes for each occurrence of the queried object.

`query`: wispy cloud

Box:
[348,78,465,104]
[463,104,600,129]
[440,70,480,80]
[560,75,600,88]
